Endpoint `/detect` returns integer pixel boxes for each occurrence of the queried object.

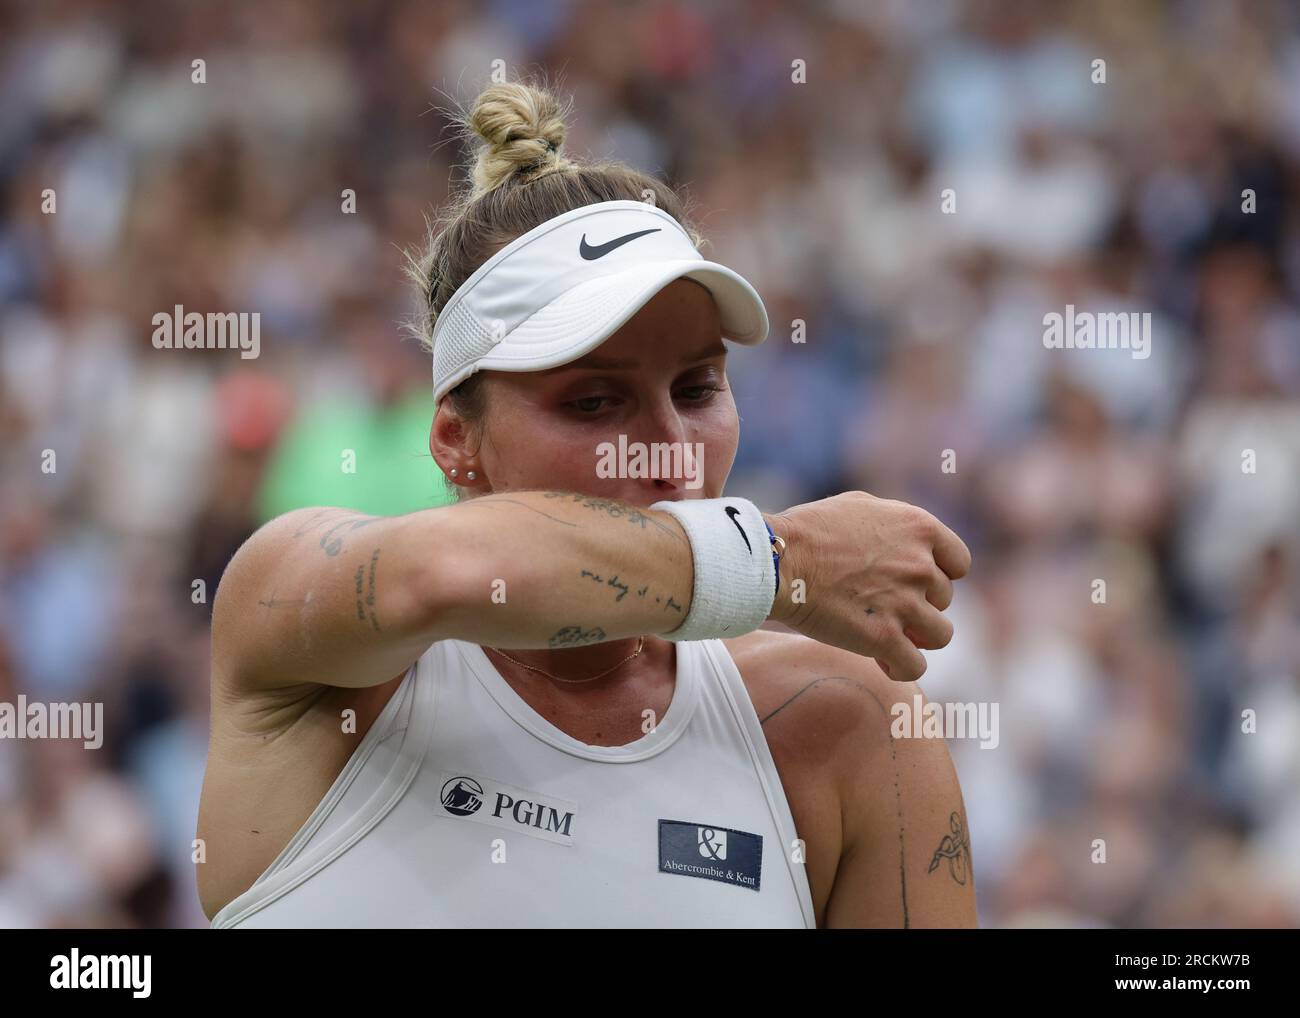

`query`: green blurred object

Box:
[256,385,454,522]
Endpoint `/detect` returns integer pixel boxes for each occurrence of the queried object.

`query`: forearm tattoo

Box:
[548,625,607,648]
[353,548,381,631]
[578,568,684,614]
[542,491,686,544]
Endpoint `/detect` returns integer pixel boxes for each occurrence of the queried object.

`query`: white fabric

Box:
[432,200,769,404]
[210,637,815,928]
[652,497,776,642]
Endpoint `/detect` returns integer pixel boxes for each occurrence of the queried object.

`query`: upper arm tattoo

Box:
[927,811,972,886]
[761,674,912,927]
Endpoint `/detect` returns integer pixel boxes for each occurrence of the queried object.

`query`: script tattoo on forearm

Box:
[542,492,685,544]
[548,624,607,648]
[927,811,971,886]
[353,548,381,631]
[578,569,684,614]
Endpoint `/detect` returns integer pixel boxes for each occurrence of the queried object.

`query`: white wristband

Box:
[651,497,776,642]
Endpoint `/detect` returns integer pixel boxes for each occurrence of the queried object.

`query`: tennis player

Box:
[198,81,976,928]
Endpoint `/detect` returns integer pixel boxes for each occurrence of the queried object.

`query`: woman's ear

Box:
[430,402,470,476]
[431,401,486,489]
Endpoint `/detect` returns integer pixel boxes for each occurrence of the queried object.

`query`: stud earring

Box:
[467,471,477,481]
[449,468,458,478]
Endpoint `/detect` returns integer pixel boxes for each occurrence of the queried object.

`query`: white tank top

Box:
[210,637,816,928]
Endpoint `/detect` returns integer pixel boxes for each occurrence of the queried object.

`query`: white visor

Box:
[431,199,769,404]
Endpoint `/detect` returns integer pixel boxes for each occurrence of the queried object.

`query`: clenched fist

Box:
[765,492,971,681]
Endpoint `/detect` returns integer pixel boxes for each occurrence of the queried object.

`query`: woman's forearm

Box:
[213,492,701,691]
[216,486,970,693]
[426,490,696,649]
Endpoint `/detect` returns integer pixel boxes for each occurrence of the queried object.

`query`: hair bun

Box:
[467,81,569,195]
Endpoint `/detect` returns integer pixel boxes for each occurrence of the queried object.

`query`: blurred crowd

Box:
[1,0,1298,927]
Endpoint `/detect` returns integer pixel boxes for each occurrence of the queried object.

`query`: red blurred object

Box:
[214,370,292,453]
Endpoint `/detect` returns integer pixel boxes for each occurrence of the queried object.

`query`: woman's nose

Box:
[633,400,688,452]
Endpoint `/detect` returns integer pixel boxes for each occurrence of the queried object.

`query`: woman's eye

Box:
[567,395,611,413]
[676,385,721,402]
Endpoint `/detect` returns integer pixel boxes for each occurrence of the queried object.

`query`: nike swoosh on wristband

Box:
[578,228,662,260]
[724,506,752,553]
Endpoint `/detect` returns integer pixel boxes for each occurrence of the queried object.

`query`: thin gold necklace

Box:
[487,636,646,684]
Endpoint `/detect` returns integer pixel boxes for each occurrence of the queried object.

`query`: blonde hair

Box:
[406,78,705,424]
